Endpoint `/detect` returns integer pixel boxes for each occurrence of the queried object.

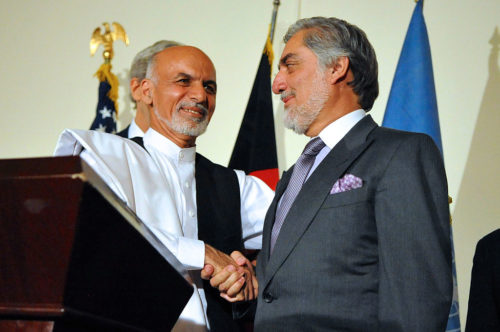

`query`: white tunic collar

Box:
[143,129,196,163]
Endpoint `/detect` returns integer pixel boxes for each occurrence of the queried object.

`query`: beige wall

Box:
[1,0,498,326]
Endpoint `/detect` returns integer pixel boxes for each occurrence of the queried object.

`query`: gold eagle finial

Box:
[90,22,129,62]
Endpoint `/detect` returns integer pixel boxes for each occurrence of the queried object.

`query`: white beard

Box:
[154,104,210,137]
[283,70,329,135]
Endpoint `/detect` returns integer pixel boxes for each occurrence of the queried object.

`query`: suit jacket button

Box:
[263,292,274,303]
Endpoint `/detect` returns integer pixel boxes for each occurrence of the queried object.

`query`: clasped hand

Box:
[202,244,257,302]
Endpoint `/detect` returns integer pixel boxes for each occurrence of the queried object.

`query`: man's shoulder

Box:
[371,125,430,141]
[195,152,231,171]
[359,127,443,170]
[370,126,438,151]
[194,153,240,193]
[56,129,148,157]
[195,152,240,180]
[478,229,500,249]
[474,229,500,267]
[62,128,127,142]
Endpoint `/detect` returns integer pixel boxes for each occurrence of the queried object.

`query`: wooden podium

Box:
[0,156,193,331]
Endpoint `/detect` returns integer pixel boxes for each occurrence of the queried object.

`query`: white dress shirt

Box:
[307,109,366,179]
[126,118,145,138]
[54,128,274,332]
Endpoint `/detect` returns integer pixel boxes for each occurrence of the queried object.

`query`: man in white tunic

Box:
[55,45,273,332]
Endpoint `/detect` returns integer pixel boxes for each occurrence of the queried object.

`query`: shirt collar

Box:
[128,119,145,138]
[317,109,366,149]
[143,128,196,163]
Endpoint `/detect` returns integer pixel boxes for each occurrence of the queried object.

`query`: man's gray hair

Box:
[284,17,379,111]
[129,40,181,103]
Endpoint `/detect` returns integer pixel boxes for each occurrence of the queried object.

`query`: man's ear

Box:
[141,79,154,105]
[130,78,142,102]
[327,56,350,85]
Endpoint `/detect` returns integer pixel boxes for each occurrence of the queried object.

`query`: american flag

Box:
[90,64,118,133]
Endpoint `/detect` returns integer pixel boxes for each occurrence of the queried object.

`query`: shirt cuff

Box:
[177,237,205,270]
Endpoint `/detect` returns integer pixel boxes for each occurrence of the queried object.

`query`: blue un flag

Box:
[382,1,461,331]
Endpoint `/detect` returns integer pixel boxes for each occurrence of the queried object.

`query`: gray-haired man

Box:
[117,40,181,138]
[201,16,452,331]
[254,16,452,331]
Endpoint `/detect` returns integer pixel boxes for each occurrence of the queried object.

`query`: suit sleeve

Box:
[374,134,452,331]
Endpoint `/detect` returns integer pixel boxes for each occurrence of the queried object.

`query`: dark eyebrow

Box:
[204,80,217,90]
[278,53,299,70]
[175,72,216,90]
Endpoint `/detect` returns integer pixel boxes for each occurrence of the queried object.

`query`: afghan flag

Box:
[228,36,279,190]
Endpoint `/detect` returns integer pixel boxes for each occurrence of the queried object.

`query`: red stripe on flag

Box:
[249,168,279,191]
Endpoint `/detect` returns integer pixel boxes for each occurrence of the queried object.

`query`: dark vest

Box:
[131,137,244,331]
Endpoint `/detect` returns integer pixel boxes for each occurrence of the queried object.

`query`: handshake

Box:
[202,244,258,302]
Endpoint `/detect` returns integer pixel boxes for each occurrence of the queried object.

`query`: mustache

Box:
[176,101,208,116]
[280,91,296,102]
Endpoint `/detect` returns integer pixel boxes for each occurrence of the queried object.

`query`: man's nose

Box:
[272,71,286,95]
[189,82,207,103]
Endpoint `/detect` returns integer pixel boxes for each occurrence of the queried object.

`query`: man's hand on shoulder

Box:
[201,245,257,302]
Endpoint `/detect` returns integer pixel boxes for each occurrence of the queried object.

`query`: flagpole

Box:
[270,0,281,43]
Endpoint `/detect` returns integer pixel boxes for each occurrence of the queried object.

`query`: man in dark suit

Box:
[249,16,452,331]
[117,40,181,138]
[466,229,500,331]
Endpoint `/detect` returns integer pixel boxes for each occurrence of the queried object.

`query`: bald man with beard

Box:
[55,45,273,332]
[117,40,181,139]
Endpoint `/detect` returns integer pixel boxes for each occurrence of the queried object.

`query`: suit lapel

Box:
[262,116,378,287]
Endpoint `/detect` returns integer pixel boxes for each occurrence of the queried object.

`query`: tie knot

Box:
[302,137,325,156]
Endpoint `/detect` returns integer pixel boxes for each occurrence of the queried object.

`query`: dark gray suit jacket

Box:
[254,115,452,332]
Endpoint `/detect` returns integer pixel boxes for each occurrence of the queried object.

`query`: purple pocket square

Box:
[330,174,363,194]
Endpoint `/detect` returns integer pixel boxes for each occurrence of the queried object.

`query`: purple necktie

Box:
[270,137,325,254]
